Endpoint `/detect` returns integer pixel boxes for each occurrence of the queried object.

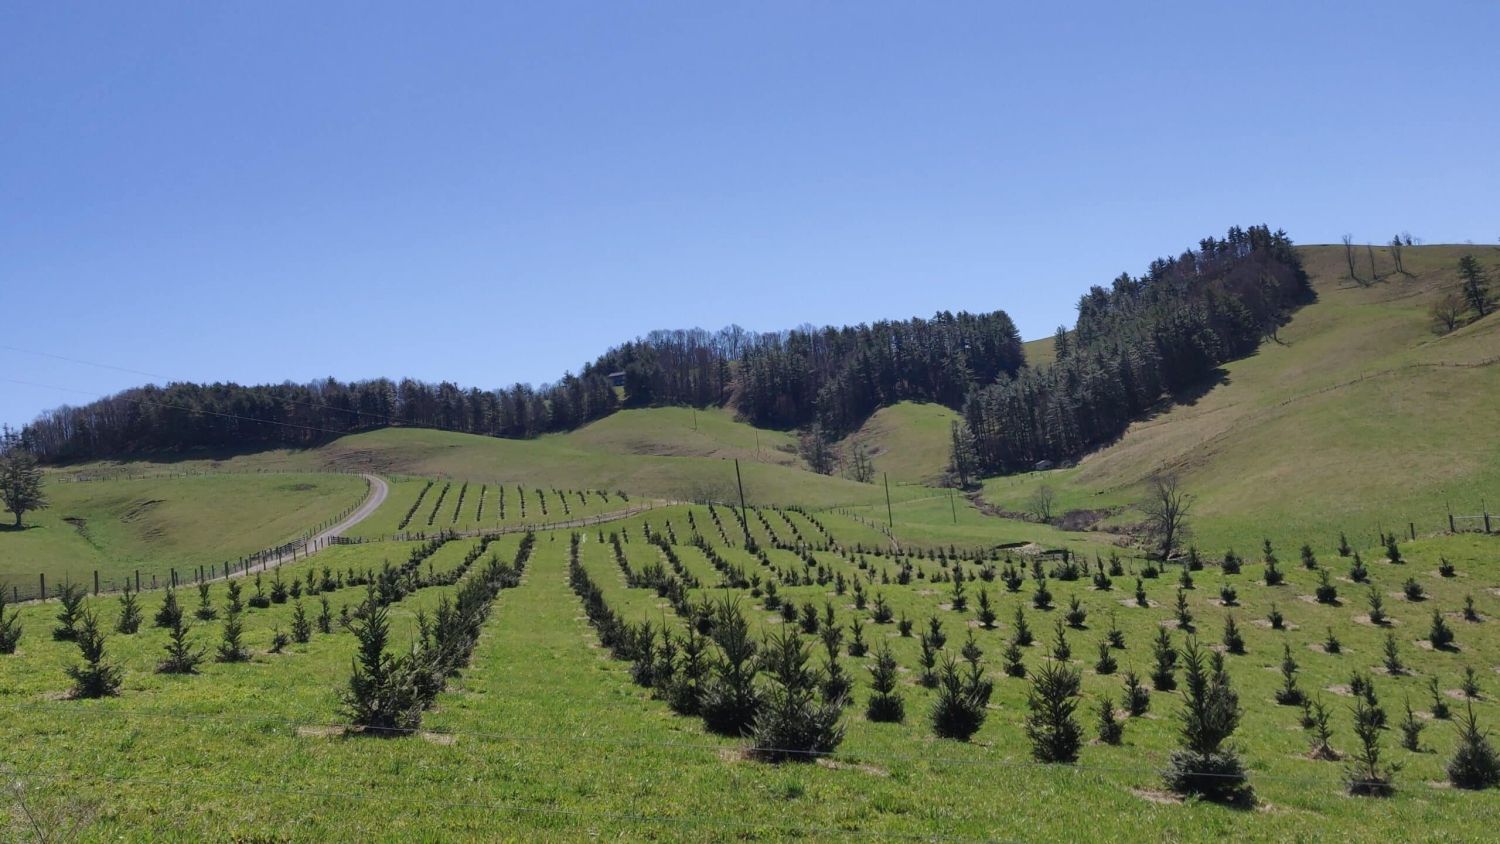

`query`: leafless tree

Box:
[1028,484,1057,523]
[1342,235,1361,284]
[1366,243,1380,282]
[1389,235,1405,275]
[1142,474,1192,560]
[1430,291,1466,334]
[843,442,875,484]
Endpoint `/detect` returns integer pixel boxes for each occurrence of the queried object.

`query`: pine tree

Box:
[317,595,332,634]
[1222,614,1245,655]
[0,590,23,654]
[700,597,762,736]
[216,604,249,663]
[1267,602,1285,630]
[1032,577,1053,610]
[751,626,845,762]
[291,599,312,644]
[1338,532,1352,557]
[154,587,183,630]
[976,588,996,629]
[1024,660,1082,762]
[116,584,142,634]
[1275,643,1304,705]
[195,582,217,621]
[65,607,121,698]
[1174,589,1193,631]
[1458,253,1493,319]
[1448,702,1500,789]
[1399,697,1424,752]
[340,590,423,734]
[1346,694,1397,796]
[1300,544,1317,570]
[1151,627,1177,691]
[1094,639,1117,675]
[1163,637,1250,804]
[1349,552,1369,583]
[1050,618,1070,661]
[1096,695,1124,745]
[1123,670,1150,716]
[1366,587,1387,625]
[1134,577,1149,608]
[1011,605,1033,647]
[1002,639,1026,678]
[1429,609,1456,650]
[157,614,204,674]
[917,635,939,688]
[1308,696,1337,760]
[1429,676,1452,720]
[930,654,990,740]
[1382,631,1404,675]
[865,643,904,723]
[1106,612,1126,649]
[1323,627,1342,655]
[52,582,85,641]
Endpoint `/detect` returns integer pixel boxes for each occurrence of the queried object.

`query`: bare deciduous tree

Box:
[1029,484,1057,523]
[1342,235,1361,284]
[1389,235,1405,275]
[1430,291,1466,334]
[1142,474,1191,561]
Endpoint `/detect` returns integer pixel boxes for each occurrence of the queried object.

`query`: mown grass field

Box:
[4,499,1500,841]
[0,472,367,588]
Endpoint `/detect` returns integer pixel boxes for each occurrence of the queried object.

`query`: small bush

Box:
[53,582,85,641]
[1123,670,1150,716]
[931,654,991,741]
[1094,640,1117,675]
[116,585,142,635]
[66,607,122,699]
[1429,609,1456,650]
[1448,703,1500,790]
[156,615,204,675]
[0,591,24,654]
[1096,695,1124,745]
[1024,660,1082,762]
[865,643,904,723]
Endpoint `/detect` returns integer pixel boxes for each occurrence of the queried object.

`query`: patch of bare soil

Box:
[816,758,889,777]
[1131,788,1183,805]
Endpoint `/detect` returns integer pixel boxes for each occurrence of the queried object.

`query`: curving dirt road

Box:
[245,473,388,574]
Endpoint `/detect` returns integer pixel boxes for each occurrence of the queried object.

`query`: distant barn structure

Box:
[607,371,626,388]
[1033,459,1055,472]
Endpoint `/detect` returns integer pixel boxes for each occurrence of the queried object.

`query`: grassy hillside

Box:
[838,401,960,485]
[4,505,1498,839]
[0,472,367,587]
[560,406,802,467]
[983,244,1500,553]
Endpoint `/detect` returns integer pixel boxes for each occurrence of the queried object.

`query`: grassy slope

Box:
[837,401,959,485]
[4,512,1498,840]
[561,405,802,467]
[983,244,1500,553]
[0,472,366,587]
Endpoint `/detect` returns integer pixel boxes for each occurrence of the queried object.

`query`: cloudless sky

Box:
[4,1,1498,429]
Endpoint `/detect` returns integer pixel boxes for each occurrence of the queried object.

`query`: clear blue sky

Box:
[4,1,1497,429]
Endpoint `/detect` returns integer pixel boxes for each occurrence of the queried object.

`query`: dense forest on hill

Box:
[16,225,1304,469]
[953,224,1310,480]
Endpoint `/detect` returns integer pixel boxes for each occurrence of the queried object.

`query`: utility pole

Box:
[692,408,698,431]
[734,459,751,546]
[883,472,894,528]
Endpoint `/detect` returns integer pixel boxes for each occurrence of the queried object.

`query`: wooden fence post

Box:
[94,570,100,596]
[135,570,140,591]
[1450,514,1457,532]
[39,573,46,600]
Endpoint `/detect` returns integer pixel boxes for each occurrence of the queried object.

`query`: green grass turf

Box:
[0,472,368,589]
[5,511,1499,840]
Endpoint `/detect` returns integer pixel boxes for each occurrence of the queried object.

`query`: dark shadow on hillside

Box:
[46,439,336,469]
[1166,368,1231,408]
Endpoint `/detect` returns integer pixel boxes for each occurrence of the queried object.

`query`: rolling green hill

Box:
[837,401,960,485]
[982,244,1500,552]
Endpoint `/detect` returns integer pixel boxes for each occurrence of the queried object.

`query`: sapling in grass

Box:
[1096,695,1124,745]
[976,588,996,629]
[1384,535,1403,565]
[871,593,893,624]
[917,636,939,688]
[1011,605,1033,647]
[1323,627,1342,654]
[291,600,312,644]
[1447,702,1500,790]
[1399,697,1424,752]
[949,576,967,612]
[1065,595,1087,629]
[1429,610,1455,650]
[194,582,217,621]
[847,617,867,657]
[1002,639,1026,678]
[751,626,845,762]
[1315,569,1338,604]
[317,595,332,635]
[1275,644,1304,705]
[53,582,85,641]
[1382,631,1404,674]
[1050,618,1071,662]
[1461,666,1482,699]
[1347,694,1397,796]
[66,607,121,699]
[1219,583,1237,606]
[926,616,946,649]
[1178,567,1194,590]
[1134,578,1148,608]
[1349,553,1369,583]
[1263,557,1283,587]
[1429,676,1451,720]
[1094,639,1117,675]
[1366,588,1387,625]
[270,628,290,654]
[865,643,904,723]
[1301,544,1317,570]
[1464,595,1480,622]
[897,613,912,637]
[1222,614,1245,655]
[1106,612,1125,649]
[116,584,142,635]
[1403,577,1424,602]
[1024,659,1082,762]
[157,614,204,675]
[1032,577,1053,610]
[1163,637,1251,804]
[216,604,248,664]
[0,591,21,654]
[248,573,270,609]
[700,596,762,736]
[1174,589,1193,631]
[930,653,992,741]
[798,603,819,635]
[1123,670,1150,716]
[1308,697,1337,760]
[779,601,797,623]
[1221,549,1241,575]
[1151,627,1177,692]
[1267,602,1285,630]
[1438,557,1456,578]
